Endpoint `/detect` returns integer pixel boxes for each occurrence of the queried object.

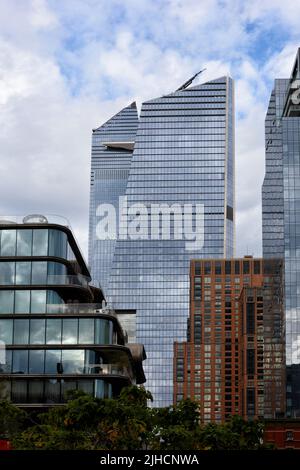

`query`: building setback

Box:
[0,215,145,408]
[174,257,285,422]
[106,76,235,407]
[262,48,300,417]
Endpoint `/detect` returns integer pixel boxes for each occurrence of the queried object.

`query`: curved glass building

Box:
[0,215,146,407]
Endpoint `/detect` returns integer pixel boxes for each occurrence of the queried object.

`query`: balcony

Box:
[45,274,89,288]
[45,303,117,316]
[83,363,132,378]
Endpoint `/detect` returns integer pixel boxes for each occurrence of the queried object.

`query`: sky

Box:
[0,0,300,262]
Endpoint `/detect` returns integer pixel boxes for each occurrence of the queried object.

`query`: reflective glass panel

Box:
[46,319,62,344]
[0,380,11,399]
[12,350,28,373]
[0,230,16,256]
[16,230,32,256]
[31,290,47,313]
[15,290,30,314]
[45,379,60,403]
[11,381,27,402]
[79,319,94,343]
[15,262,31,284]
[0,349,12,373]
[62,350,84,373]
[94,380,112,399]
[78,380,93,395]
[45,350,61,374]
[61,380,77,399]
[0,262,15,285]
[31,262,47,284]
[48,229,67,258]
[32,230,48,256]
[30,319,45,344]
[29,350,45,373]
[28,380,44,403]
[13,319,29,344]
[95,319,113,344]
[0,319,12,343]
[47,262,66,276]
[62,319,78,344]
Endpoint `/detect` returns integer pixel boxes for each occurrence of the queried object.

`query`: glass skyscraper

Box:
[262,48,300,416]
[88,102,139,295]
[104,76,235,406]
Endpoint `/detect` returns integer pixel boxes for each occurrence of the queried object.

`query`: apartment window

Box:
[234,261,240,274]
[247,349,255,375]
[215,262,222,275]
[246,302,255,334]
[225,261,231,274]
[254,261,261,274]
[204,262,211,275]
[243,261,250,274]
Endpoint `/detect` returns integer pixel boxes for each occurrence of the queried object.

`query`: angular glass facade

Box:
[262,48,300,416]
[88,102,139,294]
[105,77,235,406]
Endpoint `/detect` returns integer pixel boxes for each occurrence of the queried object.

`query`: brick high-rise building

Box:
[173,257,285,422]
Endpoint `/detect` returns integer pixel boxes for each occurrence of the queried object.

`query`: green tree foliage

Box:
[2,386,265,450]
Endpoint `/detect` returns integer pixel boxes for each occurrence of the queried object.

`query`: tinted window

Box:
[31,262,47,284]
[31,290,47,313]
[14,319,29,344]
[95,319,113,344]
[12,350,28,373]
[30,319,45,344]
[0,230,16,256]
[62,319,78,344]
[79,319,94,343]
[45,350,61,374]
[17,230,32,256]
[48,230,67,258]
[0,262,15,285]
[29,350,45,373]
[15,290,30,314]
[62,350,84,374]
[0,319,12,343]
[32,230,48,256]
[16,262,31,284]
[0,291,14,314]
[46,319,62,344]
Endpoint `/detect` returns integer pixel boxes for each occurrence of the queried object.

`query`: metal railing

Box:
[45,303,117,316]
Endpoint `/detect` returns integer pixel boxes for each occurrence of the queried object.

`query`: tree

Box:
[9,387,266,450]
[0,400,26,441]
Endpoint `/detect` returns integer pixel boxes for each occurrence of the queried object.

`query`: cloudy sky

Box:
[1,0,300,261]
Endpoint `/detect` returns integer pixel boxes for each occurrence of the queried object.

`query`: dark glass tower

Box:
[88,103,139,295]
[0,215,145,408]
[107,77,235,406]
[262,48,300,416]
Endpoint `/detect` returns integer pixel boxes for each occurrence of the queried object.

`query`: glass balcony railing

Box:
[45,303,117,316]
[83,363,132,378]
[46,274,89,288]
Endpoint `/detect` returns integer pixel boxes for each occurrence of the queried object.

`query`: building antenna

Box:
[176,68,206,91]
